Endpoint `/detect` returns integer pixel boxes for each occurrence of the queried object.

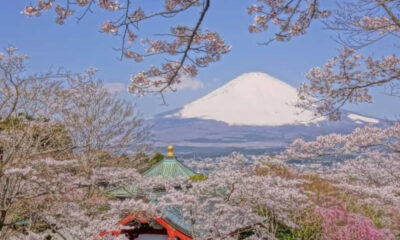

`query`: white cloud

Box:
[103,77,203,94]
[104,82,126,93]
[175,77,204,91]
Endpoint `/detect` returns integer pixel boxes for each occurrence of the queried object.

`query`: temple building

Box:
[105,146,196,240]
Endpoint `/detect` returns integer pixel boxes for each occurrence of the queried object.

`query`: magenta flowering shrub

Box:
[318,205,394,240]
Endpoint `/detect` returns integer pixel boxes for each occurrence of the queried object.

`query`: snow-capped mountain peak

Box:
[172,72,325,126]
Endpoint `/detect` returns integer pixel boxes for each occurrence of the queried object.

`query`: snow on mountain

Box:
[172,72,325,126]
[347,113,379,124]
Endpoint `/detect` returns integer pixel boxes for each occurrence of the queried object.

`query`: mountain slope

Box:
[172,72,324,126]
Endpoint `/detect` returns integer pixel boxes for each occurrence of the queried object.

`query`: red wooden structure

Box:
[100,213,192,240]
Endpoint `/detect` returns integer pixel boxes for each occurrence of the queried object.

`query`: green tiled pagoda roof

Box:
[109,146,196,198]
[108,184,142,198]
[143,156,196,178]
[164,206,193,237]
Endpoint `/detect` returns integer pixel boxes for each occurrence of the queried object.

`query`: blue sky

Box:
[1,1,398,119]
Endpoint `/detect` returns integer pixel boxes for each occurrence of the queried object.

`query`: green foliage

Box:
[276,230,297,240]
[0,115,73,159]
[237,221,322,240]
[86,203,111,217]
[131,152,150,173]
[189,173,208,182]
[135,152,164,173]
[33,123,73,156]
[11,214,28,226]
[0,113,36,130]
[0,117,23,131]
[238,230,254,239]
[276,224,322,240]
[10,214,49,233]
[274,207,322,240]
[149,152,164,167]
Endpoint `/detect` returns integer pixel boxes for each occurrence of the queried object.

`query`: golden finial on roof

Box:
[166,145,175,157]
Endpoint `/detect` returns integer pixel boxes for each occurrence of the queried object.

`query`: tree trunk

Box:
[0,210,7,232]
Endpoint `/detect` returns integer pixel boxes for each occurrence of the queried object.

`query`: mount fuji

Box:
[172,72,325,126]
[150,72,384,155]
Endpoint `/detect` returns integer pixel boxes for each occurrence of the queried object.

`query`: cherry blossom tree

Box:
[297,48,400,121]
[17,0,400,239]
[247,0,330,43]
[94,154,315,240]
[22,0,231,101]
[242,1,400,237]
[156,154,310,240]
[279,123,400,237]
[55,68,151,190]
[276,1,400,237]
[0,46,64,121]
[3,158,149,240]
[0,46,69,236]
[0,47,151,240]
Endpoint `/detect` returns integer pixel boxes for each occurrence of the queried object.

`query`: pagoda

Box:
[104,146,196,240]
